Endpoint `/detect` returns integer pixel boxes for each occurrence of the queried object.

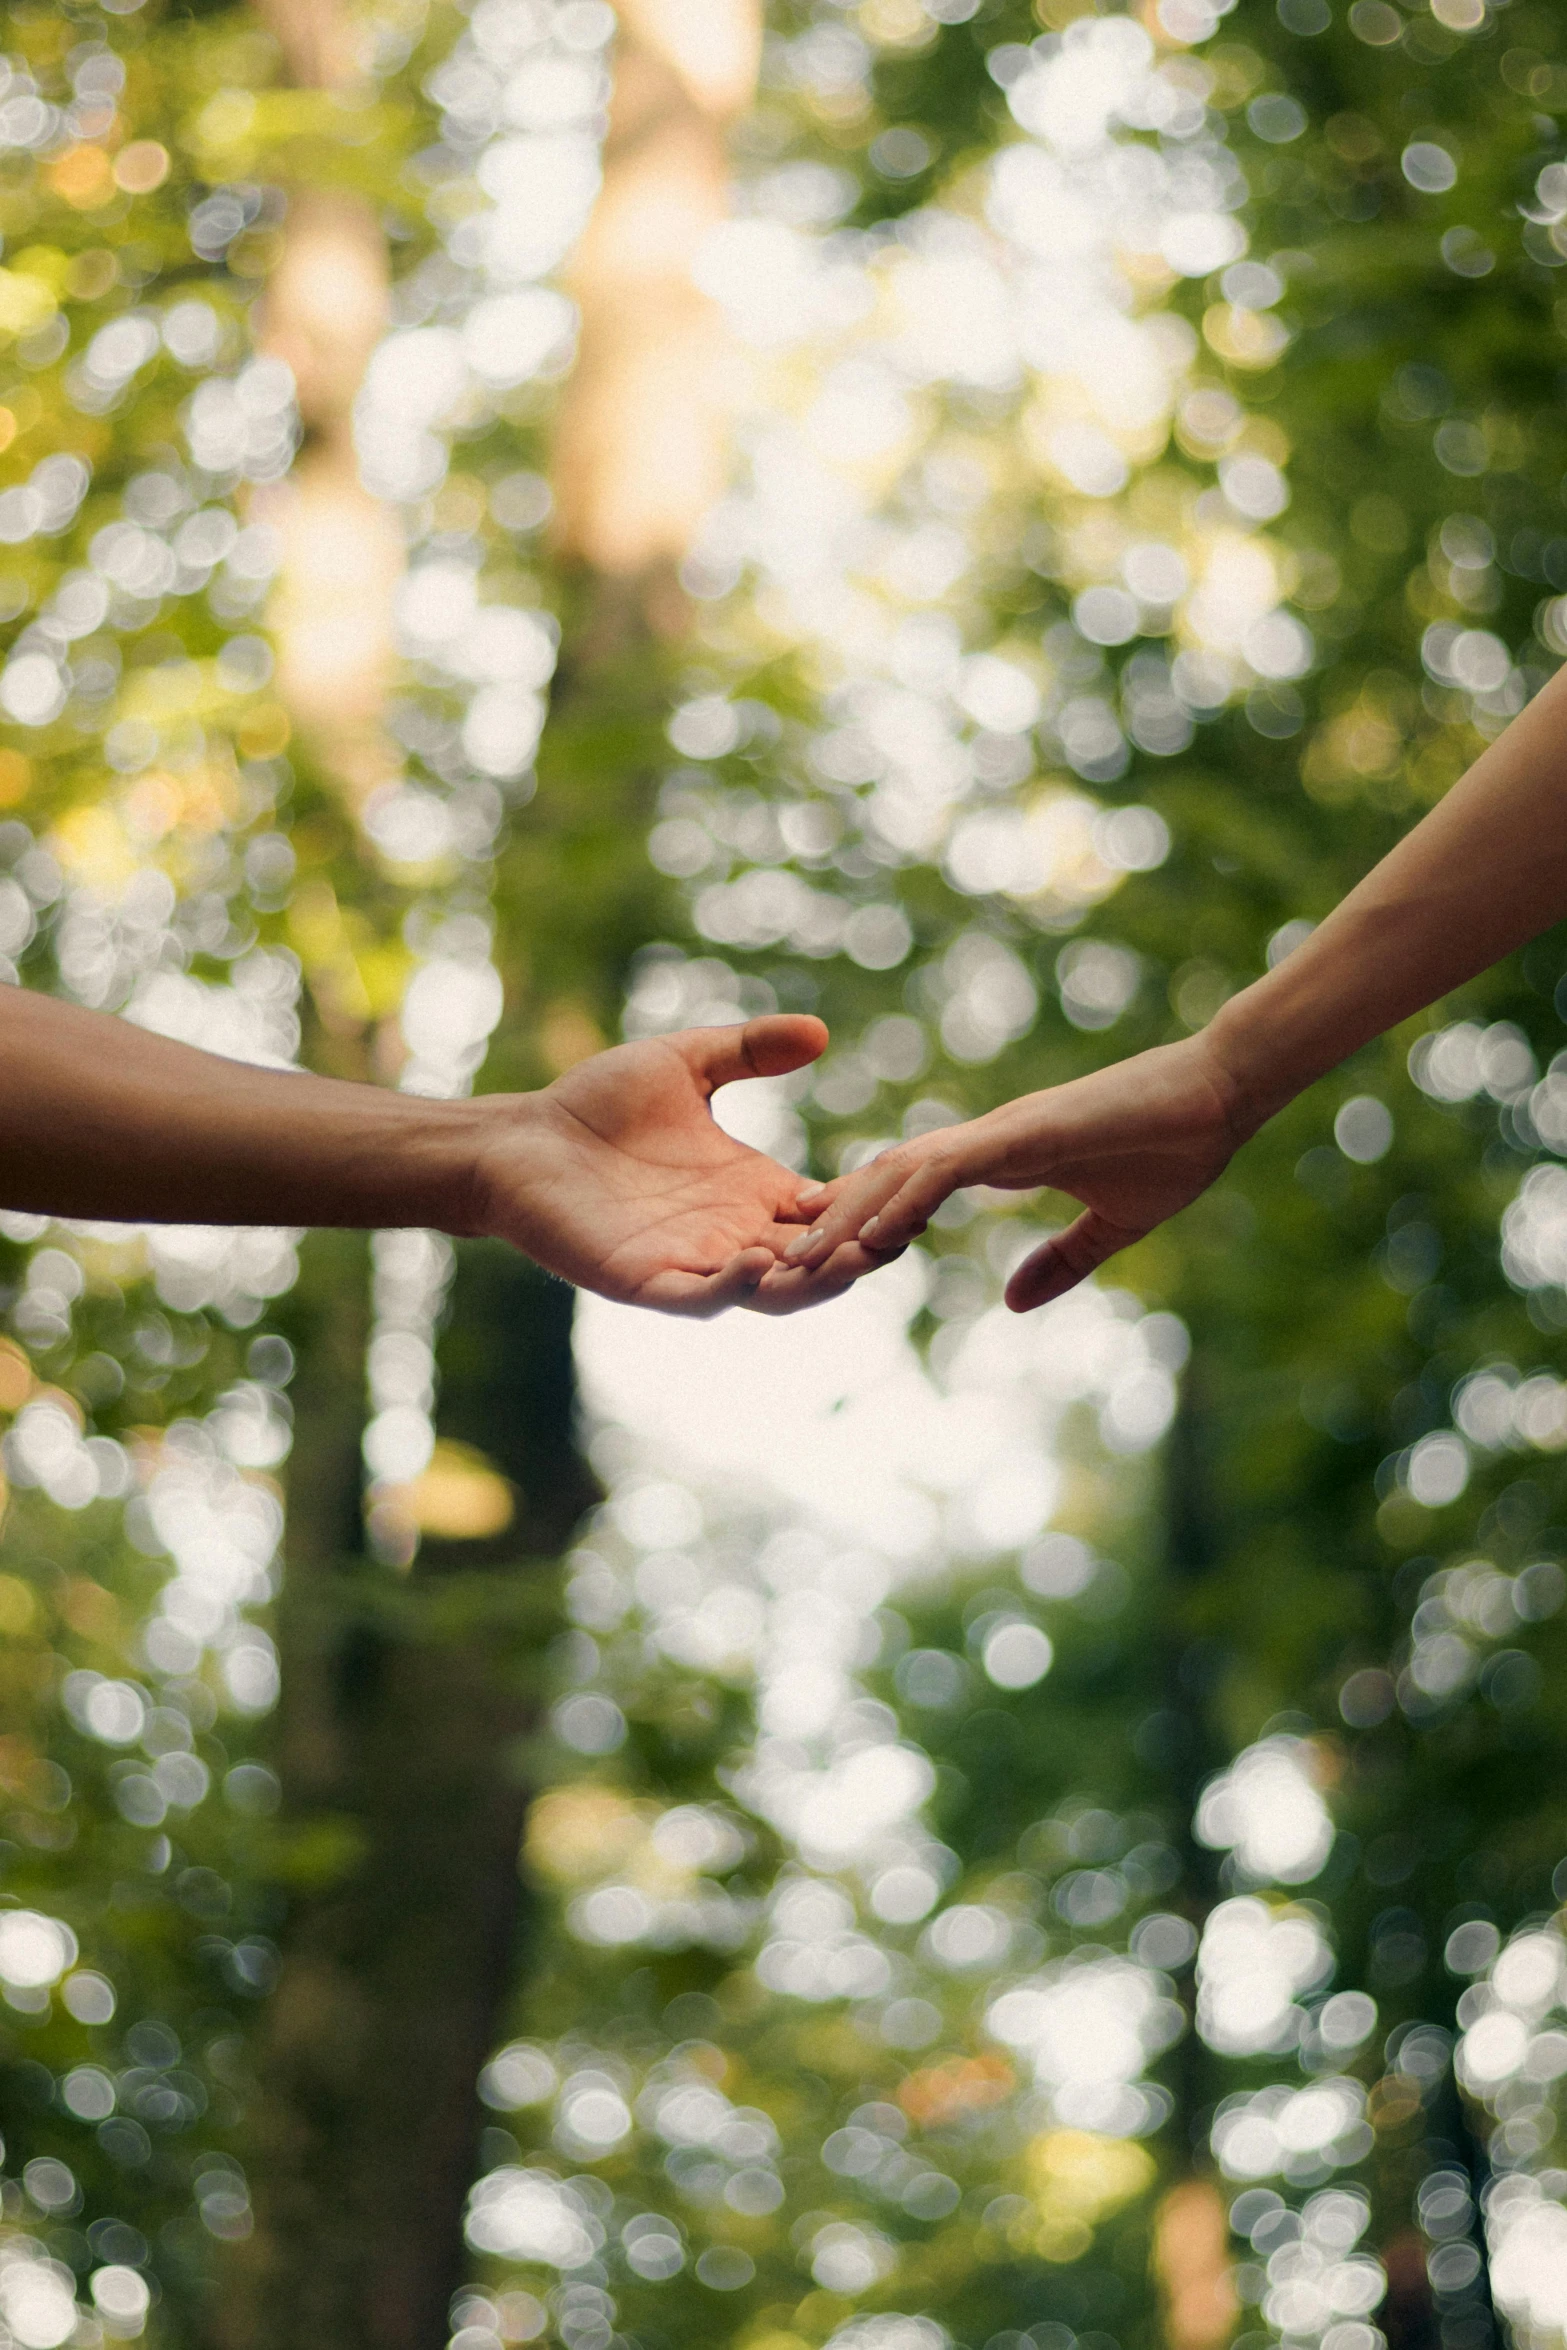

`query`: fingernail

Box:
[797,1183,827,1207]
[784,1228,822,1261]
[859,1216,881,1242]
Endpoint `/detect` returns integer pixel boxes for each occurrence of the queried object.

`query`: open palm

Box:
[472,1016,876,1317]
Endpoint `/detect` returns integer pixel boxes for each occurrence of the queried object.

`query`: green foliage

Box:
[471,9,1567,2350]
[7,0,1567,2346]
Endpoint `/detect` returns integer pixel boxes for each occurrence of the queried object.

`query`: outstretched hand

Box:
[470,1015,883,1317]
[780,1034,1245,1311]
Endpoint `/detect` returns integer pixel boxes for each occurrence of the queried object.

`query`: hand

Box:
[781,1034,1245,1311]
[470,1016,882,1317]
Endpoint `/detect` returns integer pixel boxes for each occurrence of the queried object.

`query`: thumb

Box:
[680,1014,829,1095]
[1004,1209,1141,1312]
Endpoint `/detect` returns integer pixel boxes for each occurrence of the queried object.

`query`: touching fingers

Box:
[779,1176,836,1226]
[1002,1209,1139,1313]
[639,1247,774,1319]
[779,1156,910,1266]
[746,1238,904,1315]
[853,1157,961,1253]
[785,1146,962,1269]
[786,1171,843,1223]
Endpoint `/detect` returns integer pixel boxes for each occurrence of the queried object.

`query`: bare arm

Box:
[783,661,1567,1310]
[1209,657,1567,1118]
[1,987,476,1230]
[0,991,872,1317]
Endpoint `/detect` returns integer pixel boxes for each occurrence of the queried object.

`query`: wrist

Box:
[348,1091,511,1240]
[453,1090,553,1246]
[1203,982,1314,1141]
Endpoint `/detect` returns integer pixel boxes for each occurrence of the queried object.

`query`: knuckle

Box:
[872,1145,917,1183]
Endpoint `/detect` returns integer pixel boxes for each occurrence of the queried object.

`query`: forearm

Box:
[1208,662,1567,1130]
[0,988,495,1231]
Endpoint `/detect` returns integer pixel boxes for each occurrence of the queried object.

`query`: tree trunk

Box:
[213,1241,587,2350]
[210,7,744,2335]
[1158,1355,1226,2147]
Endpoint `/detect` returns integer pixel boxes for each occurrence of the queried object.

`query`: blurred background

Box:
[0,0,1566,2346]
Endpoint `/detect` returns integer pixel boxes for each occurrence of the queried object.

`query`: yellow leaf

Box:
[526,1786,654,1883]
[47,146,116,209]
[11,246,69,293]
[0,1575,36,1636]
[235,703,292,758]
[1023,2129,1155,2258]
[194,89,257,148]
[0,1340,31,1413]
[393,1440,515,1541]
[355,942,413,1020]
[1202,301,1290,370]
[539,999,607,1074]
[287,878,348,965]
[0,269,57,338]
[49,804,138,894]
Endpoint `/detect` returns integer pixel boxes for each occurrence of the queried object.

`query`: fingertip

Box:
[744,1012,829,1075]
[1005,1270,1070,1313]
[1003,1245,1052,1313]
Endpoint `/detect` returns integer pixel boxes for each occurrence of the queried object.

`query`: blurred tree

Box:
[8,8,1567,2350]
[444,10,1567,2350]
[0,1,639,2340]
[552,0,761,599]
[0,3,342,2339]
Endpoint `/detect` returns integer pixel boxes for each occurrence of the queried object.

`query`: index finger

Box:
[784,1142,953,1268]
[746,1238,905,1315]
